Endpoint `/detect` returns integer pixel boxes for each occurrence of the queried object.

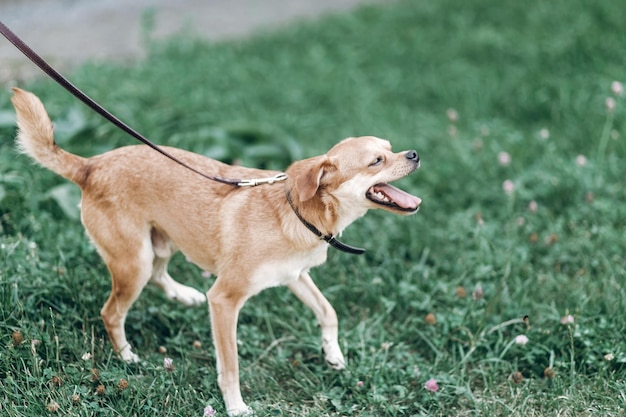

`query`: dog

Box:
[12,88,421,416]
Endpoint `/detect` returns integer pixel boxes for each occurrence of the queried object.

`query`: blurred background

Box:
[0,0,380,80]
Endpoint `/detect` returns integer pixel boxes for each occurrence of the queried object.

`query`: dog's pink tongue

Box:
[376,184,422,209]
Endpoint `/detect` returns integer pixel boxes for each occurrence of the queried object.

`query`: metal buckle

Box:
[237,173,288,187]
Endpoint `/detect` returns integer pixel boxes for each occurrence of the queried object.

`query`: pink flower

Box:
[163,357,175,372]
[356,380,364,388]
[502,179,515,194]
[611,81,624,96]
[203,405,217,417]
[498,151,511,166]
[560,315,574,325]
[528,200,538,213]
[425,378,439,392]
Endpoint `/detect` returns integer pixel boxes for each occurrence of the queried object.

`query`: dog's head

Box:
[287,136,421,233]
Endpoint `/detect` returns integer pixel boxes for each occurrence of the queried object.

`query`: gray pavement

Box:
[0,0,382,81]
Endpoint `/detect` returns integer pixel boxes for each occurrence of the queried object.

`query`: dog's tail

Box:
[12,88,89,187]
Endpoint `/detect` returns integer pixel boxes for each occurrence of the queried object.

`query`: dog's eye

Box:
[369,157,384,167]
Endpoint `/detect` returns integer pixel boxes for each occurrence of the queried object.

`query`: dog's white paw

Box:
[119,346,140,363]
[166,284,206,306]
[227,405,254,416]
[323,342,346,370]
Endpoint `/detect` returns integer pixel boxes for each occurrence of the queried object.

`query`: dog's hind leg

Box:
[149,228,206,306]
[288,272,346,369]
[94,231,154,363]
[81,201,160,363]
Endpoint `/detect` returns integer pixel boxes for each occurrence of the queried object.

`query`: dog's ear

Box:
[293,156,336,202]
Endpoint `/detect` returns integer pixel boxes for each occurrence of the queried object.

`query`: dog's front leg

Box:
[207,281,252,416]
[288,272,346,369]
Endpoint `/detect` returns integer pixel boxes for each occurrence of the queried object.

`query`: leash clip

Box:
[237,173,288,187]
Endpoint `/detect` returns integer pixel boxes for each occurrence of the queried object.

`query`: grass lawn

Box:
[1,0,626,415]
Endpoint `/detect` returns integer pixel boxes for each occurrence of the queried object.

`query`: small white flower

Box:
[560,315,575,325]
[528,200,538,213]
[381,342,393,351]
[606,97,616,112]
[576,155,587,167]
[611,81,624,96]
[82,352,92,361]
[472,284,484,300]
[502,179,515,194]
[514,335,529,345]
[604,353,615,361]
[46,400,60,413]
[539,128,550,140]
[498,151,511,166]
[446,108,459,123]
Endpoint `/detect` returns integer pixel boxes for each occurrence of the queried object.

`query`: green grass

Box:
[1,0,626,415]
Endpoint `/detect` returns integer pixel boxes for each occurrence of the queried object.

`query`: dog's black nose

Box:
[406,150,419,162]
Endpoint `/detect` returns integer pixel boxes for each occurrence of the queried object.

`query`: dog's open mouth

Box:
[366,183,422,213]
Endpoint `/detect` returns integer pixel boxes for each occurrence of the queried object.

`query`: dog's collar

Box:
[285,190,365,255]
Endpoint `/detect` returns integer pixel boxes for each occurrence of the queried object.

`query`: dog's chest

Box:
[247,246,328,293]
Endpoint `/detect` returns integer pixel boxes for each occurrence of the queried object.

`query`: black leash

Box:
[0,20,245,186]
[0,20,364,255]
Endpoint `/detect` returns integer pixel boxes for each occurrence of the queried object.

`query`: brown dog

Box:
[12,88,421,415]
